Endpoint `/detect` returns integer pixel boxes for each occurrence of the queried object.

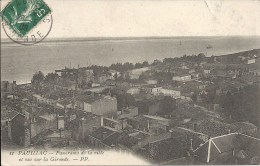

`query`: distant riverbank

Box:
[2,36,260,84]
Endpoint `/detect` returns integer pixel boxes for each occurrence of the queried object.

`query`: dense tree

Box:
[151,59,162,66]
[134,62,143,69]
[113,73,118,80]
[222,91,235,118]
[163,58,175,64]
[197,53,206,59]
[159,96,177,115]
[123,62,134,71]
[80,80,88,88]
[219,84,259,126]
[139,71,150,81]
[31,71,45,92]
[45,73,59,83]
[31,71,45,85]
[87,65,108,76]
[142,61,149,67]
[153,72,173,84]
[116,93,135,111]
[162,53,206,65]
[109,62,135,72]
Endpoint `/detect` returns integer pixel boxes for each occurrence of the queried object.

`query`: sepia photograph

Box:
[1,0,260,165]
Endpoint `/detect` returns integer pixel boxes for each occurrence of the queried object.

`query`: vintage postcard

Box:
[1,0,260,165]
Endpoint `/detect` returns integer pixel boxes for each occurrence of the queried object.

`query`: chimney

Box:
[101,116,104,126]
[228,129,231,134]
[121,119,124,130]
[190,139,194,151]
[147,120,150,131]
[169,129,173,136]
[193,123,197,132]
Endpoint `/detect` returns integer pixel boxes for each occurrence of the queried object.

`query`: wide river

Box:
[1,36,260,84]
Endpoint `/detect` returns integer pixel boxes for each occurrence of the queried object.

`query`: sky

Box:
[1,0,260,38]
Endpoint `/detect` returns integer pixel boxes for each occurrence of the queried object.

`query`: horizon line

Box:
[2,35,260,40]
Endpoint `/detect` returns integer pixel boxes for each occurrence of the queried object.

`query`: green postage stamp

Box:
[1,0,51,37]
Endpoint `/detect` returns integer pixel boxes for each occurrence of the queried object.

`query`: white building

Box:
[172,75,192,82]
[151,87,161,95]
[203,69,211,75]
[160,88,181,98]
[246,58,256,64]
[151,87,181,98]
[126,87,140,95]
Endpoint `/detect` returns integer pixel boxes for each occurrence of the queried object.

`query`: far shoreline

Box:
[2,48,259,85]
[2,35,260,45]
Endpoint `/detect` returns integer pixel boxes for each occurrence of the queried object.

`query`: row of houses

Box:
[4,99,258,164]
[76,110,259,164]
[1,103,65,147]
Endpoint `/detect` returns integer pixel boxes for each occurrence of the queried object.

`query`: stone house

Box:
[6,111,30,147]
[152,87,181,98]
[76,95,117,116]
[71,112,102,142]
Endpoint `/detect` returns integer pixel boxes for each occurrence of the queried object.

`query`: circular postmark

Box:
[2,13,53,45]
[1,0,53,45]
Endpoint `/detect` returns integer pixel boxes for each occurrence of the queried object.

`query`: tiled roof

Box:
[89,126,118,141]
[197,119,233,137]
[194,133,260,164]
[118,131,150,148]
[76,94,103,103]
[31,129,54,144]
[231,122,257,132]
[1,110,24,120]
